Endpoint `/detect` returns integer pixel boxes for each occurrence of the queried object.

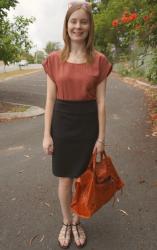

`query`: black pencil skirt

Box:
[51,99,99,178]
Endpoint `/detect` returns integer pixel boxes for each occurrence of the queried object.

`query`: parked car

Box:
[18,60,28,66]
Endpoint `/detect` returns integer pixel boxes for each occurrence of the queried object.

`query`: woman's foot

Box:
[58,223,72,249]
[72,222,87,248]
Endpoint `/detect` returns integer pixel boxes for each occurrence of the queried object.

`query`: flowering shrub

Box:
[112,10,157,84]
[112,11,151,30]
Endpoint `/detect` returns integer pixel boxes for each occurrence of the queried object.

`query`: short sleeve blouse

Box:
[42,50,112,100]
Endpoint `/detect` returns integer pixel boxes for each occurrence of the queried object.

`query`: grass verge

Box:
[0,68,41,80]
[0,102,29,113]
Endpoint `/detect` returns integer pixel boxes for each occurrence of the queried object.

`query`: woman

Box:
[42,1,112,249]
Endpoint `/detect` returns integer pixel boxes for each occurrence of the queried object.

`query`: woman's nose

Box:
[75,22,81,28]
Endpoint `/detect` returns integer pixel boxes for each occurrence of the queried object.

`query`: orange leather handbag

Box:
[70,150,124,218]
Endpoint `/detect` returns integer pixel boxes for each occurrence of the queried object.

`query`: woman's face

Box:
[67,9,90,42]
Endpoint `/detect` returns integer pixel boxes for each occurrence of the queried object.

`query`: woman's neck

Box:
[70,41,86,55]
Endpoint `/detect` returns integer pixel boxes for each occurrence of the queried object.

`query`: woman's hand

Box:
[43,135,54,155]
[92,140,104,154]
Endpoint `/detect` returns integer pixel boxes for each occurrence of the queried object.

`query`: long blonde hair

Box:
[60,3,96,64]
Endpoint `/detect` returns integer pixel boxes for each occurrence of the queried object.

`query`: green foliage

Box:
[115,61,144,78]
[20,51,34,63]
[34,51,45,64]
[44,41,61,55]
[116,64,130,76]
[0,0,35,65]
[0,16,35,65]
[0,0,18,18]
[146,50,157,84]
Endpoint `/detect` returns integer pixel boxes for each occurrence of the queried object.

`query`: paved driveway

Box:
[0,71,157,250]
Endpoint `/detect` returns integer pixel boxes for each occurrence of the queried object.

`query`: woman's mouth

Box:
[73,32,83,36]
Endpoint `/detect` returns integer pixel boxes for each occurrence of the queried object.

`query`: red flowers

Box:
[112,12,138,27]
[135,24,141,29]
[112,11,150,29]
[143,15,149,21]
[112,19,119,27]
[121,12,137,23]
[129,12,138,21]
[121,15,130,23]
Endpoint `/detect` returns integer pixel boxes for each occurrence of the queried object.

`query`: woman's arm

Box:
[93,78,107,154]
[43,75,56,155]
[44,74,56,137]
[96,78,107,142]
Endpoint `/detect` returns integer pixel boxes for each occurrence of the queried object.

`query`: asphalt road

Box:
[0,70,157,250]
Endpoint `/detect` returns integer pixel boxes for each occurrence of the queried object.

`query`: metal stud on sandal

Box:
[58,223,72,249]
[72,222,87,248]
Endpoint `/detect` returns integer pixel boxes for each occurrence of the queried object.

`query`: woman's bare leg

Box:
[71,180,87,247]
[72,213,87,247]
[57,177,73,247]
[58,177,73,224]
[58,177,86,247]
[71,178,80,223]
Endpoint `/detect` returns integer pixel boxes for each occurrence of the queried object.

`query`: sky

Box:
[8,0,71,53]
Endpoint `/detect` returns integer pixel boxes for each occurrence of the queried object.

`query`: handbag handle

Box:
[92,149,108,171]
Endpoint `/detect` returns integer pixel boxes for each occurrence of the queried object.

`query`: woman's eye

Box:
[70,20,88,24]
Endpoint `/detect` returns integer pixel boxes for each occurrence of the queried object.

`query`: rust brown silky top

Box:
[42,50,112,100]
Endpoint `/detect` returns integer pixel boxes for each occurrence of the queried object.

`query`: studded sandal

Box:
[58,223,72,249]
[72,222,87,248]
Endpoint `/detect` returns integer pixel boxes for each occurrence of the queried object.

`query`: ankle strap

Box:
[63,222,71,226]
[72,222,81,226]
